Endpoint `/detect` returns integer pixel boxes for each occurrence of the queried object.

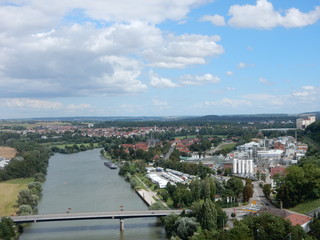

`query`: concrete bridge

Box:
[10,210,182,231]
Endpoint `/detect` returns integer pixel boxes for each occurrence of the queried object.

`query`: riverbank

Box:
[136,189,156,206]
[0,178,34,216]
[134,175,169,209]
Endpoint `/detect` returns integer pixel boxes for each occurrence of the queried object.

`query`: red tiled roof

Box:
[270,167,287,178]
[285,213,312,226]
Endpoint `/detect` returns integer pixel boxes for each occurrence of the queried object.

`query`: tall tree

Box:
[200,199,217,231]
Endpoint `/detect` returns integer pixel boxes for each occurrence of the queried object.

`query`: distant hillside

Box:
[299,111,320,118]
[4,116,187,122]
[183,114,298,122]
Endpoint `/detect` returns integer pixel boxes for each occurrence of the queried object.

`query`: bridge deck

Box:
[10,210,182,224]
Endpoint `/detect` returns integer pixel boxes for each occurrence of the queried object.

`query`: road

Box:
[10,210,182,224]
[207,142,234,155]
[164,142,176,160]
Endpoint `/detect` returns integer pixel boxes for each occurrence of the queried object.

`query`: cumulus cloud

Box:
[0,22,157,98]
[0,0,224,102]
[179,74,220,85]
[202,0,320,29]
[143,34,224,68]
[228,0,320,29]
[200,14,226,26]
[149,71,178,88]
[226,71,234,76]
[0,0,210,34]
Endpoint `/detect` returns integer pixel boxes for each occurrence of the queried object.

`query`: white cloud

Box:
[226,71,234,76]
[301,86,316,91]
[228,0,320,29]
[143,34,224,68]
[201,14,226,26]
[226,87,235,91]
[204,98,251,108]
[0,0,211,35]
[292,86,320,103]
[179,74,220,85]
[149,71,178,88]
[259,77,273,86]
[152,99,170,109]
[237,62,254,68]
[0,98,92,111]
[244,94,285,106]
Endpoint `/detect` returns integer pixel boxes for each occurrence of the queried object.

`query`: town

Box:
[0,114,319,239]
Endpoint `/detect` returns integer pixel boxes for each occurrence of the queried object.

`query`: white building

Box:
[296,115,316,129]
[257,150,283,161]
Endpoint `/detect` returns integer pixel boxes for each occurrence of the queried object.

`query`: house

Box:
[285,213,312,232]
[256,207,312,232]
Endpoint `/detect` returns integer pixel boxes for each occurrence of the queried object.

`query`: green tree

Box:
[262,184,271,198]
[17,204,33,215]
[229,220,253,240]
[174,217,199,240]
[199,199,217,231]
[226,177,244,198]
[17,189,38,209]
[189,178,201,201]
[28,181,42,197]
[243,183,253,203]
[309,216,320,239]
[163,213,180,238]
[0,217,16,240]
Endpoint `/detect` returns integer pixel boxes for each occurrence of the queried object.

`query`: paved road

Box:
[164,142,176,160]
[10,210,182,224]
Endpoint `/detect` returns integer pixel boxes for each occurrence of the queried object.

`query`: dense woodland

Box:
[0,132,50,181]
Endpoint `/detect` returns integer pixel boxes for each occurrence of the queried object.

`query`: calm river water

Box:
[20,148,166,240]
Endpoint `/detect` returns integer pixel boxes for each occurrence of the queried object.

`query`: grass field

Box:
[289,198,320,214]
[0,178,34,216]
[220,143,237,150]
[54,143,99,149]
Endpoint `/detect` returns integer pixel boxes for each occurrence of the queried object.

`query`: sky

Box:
[0,0,319,119]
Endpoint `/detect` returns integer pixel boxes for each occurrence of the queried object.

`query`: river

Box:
[20,149,166,240]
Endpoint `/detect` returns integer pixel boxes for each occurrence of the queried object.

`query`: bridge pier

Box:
[119,219,124,231]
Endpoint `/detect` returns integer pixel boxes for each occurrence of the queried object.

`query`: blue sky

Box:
[0,0,319,118]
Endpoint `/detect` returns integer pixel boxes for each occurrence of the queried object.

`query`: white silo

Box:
[233,159,238,174]
[249,160,253,174]
[245,160,250,174]
[238,159,242,173]
[242,160,245,174]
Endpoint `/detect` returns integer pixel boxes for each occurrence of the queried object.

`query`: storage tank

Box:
[233,159,238,174]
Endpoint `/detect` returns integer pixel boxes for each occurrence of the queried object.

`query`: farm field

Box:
[0,146,17,159]
[0,178,34,216]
